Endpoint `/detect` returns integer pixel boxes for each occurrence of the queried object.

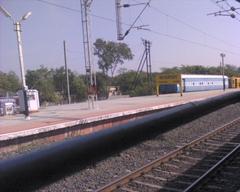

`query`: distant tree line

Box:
[160,64,240,76]
[0,71,20,95]
[1,64,239,104]
[1,38,240,104]
[25,66,87,104]
[0,38,134,104]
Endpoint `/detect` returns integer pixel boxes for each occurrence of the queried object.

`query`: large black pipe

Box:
[0,91,240,191]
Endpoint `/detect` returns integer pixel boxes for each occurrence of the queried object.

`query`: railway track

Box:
[184,143,240,192]
[97,117,240,192]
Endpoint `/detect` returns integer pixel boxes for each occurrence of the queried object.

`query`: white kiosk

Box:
[18,89,40,113]
[0,99,16,116]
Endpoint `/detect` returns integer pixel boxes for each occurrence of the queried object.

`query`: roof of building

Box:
[181,74,228,79]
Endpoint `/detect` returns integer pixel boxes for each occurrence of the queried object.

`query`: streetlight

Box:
[0,5,31,119]
[220,53,226,91]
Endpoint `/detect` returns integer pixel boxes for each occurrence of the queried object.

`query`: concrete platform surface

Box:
[0,89,238,140]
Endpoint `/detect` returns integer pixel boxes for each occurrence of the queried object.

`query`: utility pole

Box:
[80,0,97,109]
[207,1,240,19]
[144,40,152,87]
[220,53,226,91]
[115,0,151,41]
[115,0,124,40]
[63,40,71,104]
[132,39,152,90]
[0,5,31,120]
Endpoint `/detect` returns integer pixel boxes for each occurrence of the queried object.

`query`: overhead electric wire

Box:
[220,0,240,21]
[223,0,240,21]
[121,0,152,39]
[210,0,240,22]
[34,0,240,57]
[133,0,240,49]
[211,0,227,9]
[36,0,119,23]
[224,0,234,8]
[148,29,239,56]
[224,0,240,15]
[36,0,81,12]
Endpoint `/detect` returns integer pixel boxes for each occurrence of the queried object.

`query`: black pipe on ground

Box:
[0,91,240,191]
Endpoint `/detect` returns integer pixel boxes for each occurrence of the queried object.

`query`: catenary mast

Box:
[115,0,124,40]
[80,0,96,108]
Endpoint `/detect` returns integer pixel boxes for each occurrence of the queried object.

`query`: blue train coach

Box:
[159,74,229,93]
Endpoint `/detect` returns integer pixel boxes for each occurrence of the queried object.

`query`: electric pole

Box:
[80,0,97,109]
[115,0,151,40]
[132,39,152,90]
[0,5,31,120]
[144,39,152,87]
[220,53,226,91]
[115,0,123,40]
[63,40,71,104]
[208,0,240,19]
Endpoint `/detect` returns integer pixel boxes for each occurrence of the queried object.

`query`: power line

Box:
[148,29,240,56]
[36,0,239,48]
[121,0,152,39]
[35,0,121,23]
[209,0,240,22]
[35,0,240,57]
[36,0,81,12]
[223,0,240,17]
[133,0,240,49]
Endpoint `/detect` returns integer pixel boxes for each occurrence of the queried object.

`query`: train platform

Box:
[0,89,238,141]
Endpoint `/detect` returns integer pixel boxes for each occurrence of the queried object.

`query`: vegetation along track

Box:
[97,117,240,192]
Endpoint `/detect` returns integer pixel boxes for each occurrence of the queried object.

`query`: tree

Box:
[52,67,75,102]
[160,67,180,74]
[181,65,209,74]
[117,67,128,75]
[95,72,110,99]
[160,64,240,77]
[113,70,154,96]
[225,64,239,77]
[94,38,133,78]
[0,71,20,96]
[26,66,58,104]
[52,67,66,96]
[113,70,135,95]
[70,74,87,102]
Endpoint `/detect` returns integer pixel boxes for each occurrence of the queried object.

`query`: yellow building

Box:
[230,77,240,88]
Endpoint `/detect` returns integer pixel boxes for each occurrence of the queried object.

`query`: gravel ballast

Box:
[32,102,240,192]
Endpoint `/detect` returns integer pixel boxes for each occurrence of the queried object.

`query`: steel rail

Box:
[183,143,240,192]
[96,117,240,191]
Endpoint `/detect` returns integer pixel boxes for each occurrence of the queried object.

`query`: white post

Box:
[115,0,123,40]
[0,6,31,119]
[220,53,226,91]
[15,22,27,89]
[15,21,30,119]
[63,40,71,104]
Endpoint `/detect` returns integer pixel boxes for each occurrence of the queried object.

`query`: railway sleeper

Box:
[144,174,167,181]
[160,163,207,177]
[154,169,201,179]
[130,179,183,192]
[190,147,230,154]
[118,187,138,192]
[202,142,237,150]
[211,134,240,141]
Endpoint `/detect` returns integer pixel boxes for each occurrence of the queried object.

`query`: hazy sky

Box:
[0,0,240,77]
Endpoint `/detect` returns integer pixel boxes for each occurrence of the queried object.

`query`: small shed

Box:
[18,89,40,113]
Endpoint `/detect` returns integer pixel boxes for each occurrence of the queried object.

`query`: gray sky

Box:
[0,0,240,77]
